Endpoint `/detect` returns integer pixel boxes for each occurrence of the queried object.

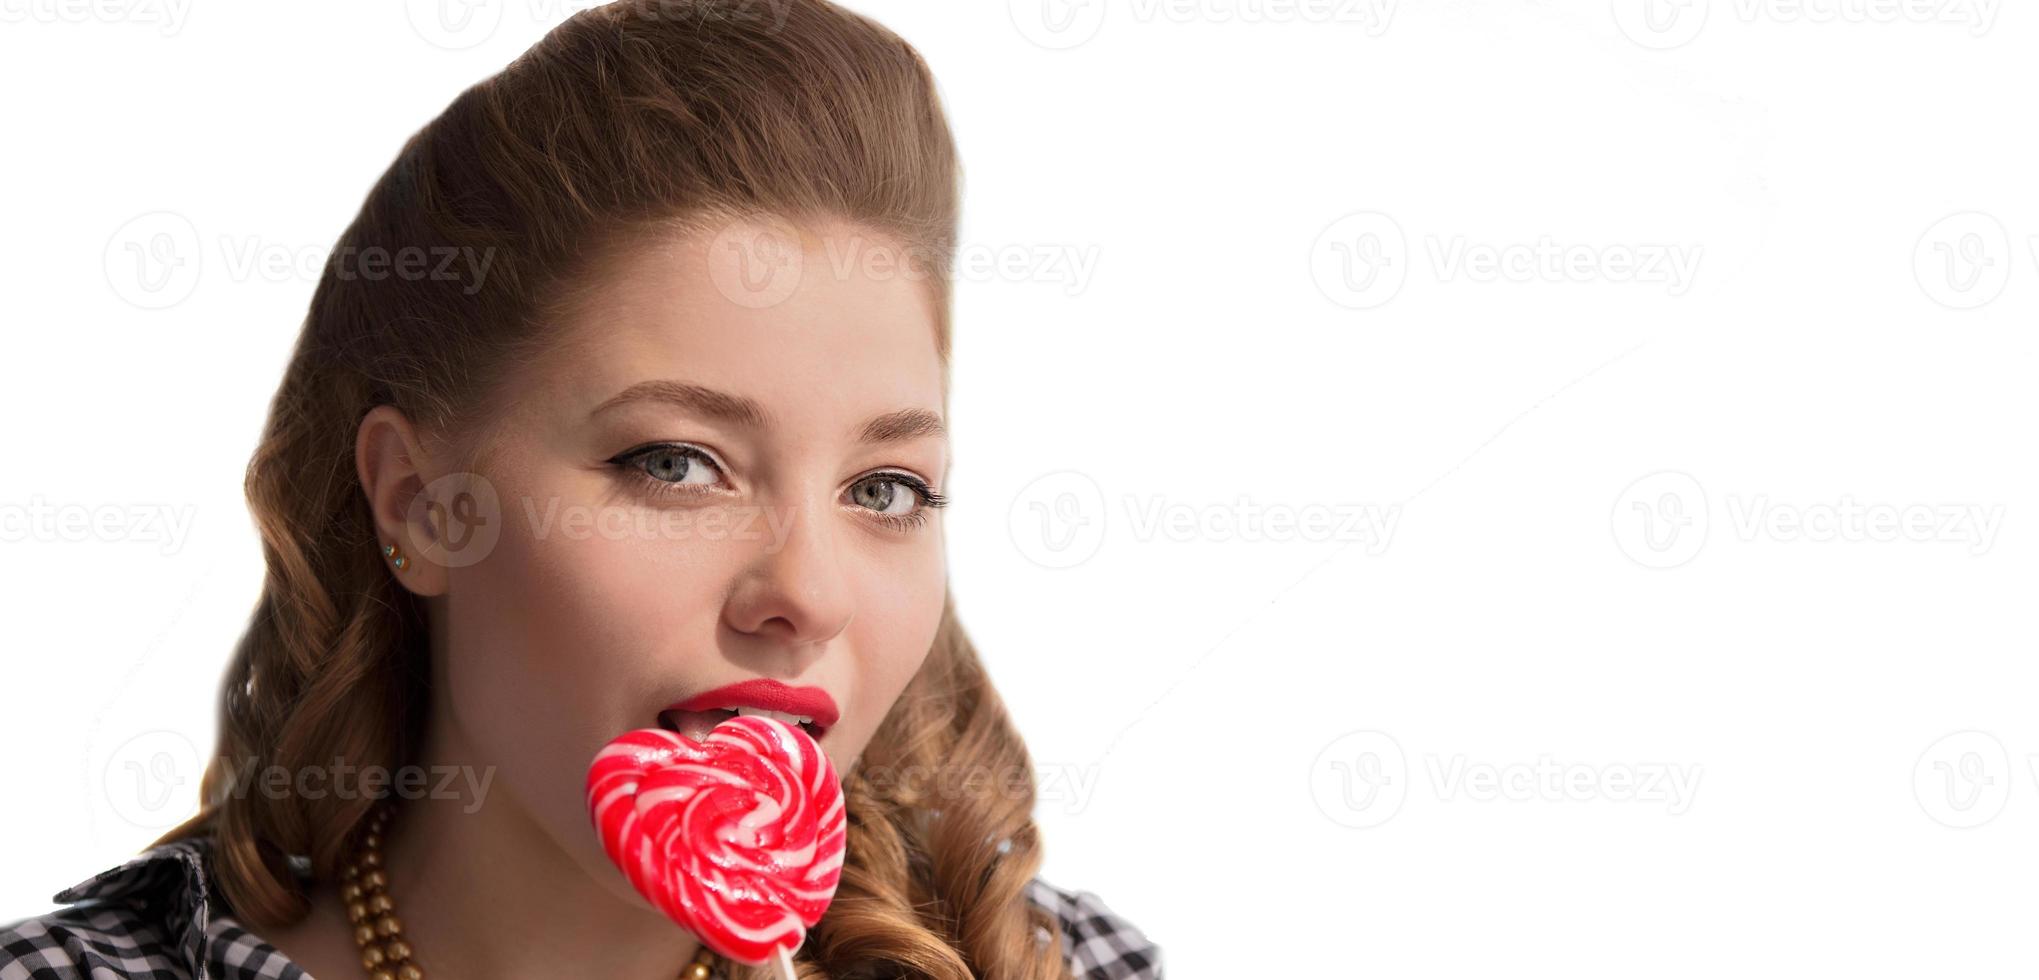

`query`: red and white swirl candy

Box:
[587,715,846,965]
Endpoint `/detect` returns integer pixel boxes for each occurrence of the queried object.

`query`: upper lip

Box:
[663,678,840,736]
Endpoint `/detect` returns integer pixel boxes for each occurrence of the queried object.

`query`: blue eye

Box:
[848,473,948,531]
[610,443,726,497]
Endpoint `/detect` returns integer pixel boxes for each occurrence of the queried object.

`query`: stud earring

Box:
[382,542,409,571]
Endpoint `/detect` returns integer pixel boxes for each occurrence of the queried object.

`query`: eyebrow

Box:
[591,379,945,445]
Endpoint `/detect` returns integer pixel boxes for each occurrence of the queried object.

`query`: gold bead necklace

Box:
[342,801,720,980]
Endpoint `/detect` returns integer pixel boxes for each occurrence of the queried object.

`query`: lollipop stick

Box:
[773,946,797,980]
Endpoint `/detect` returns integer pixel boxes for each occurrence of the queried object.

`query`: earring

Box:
[382,542,409,571]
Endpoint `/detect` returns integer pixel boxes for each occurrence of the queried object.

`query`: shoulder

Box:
[1025,876,1164,979]
[0,902,186,979]
[1,835,302,980]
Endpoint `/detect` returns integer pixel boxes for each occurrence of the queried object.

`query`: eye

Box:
[847,472,947,531]
[609,443,727,498]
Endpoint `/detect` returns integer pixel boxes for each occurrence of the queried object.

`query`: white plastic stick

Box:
[773,946,797,980]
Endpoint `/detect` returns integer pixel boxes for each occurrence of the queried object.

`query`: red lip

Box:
[665,679,840,736]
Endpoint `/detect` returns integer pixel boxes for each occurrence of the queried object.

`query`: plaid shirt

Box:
[0,836,1162,979]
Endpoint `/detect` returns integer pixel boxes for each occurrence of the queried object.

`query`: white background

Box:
[3,0,2037,976]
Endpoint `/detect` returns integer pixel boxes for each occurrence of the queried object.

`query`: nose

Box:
[719,496,854,666]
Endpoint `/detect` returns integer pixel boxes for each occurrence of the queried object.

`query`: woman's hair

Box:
[153,3,1070,977]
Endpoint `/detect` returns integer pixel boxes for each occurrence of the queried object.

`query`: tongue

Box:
[662,709,737,742]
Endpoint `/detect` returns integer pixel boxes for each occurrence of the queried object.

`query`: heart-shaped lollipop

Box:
[587,714,846,966]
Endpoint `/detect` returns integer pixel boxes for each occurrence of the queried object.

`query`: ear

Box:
[356,404,451,598]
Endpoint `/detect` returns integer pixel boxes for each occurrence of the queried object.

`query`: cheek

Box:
[438,479,742,827]
[835,536,948,763]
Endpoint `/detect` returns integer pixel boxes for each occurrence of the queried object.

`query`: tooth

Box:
[735,707,804,726]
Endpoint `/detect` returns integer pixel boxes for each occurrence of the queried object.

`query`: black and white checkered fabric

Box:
[1024,878,1165,979]
[1,836,1161,979]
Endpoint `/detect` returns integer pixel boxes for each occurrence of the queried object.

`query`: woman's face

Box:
[374,216,949,901]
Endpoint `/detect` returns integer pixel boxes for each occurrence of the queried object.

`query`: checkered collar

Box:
[50,835,307,978]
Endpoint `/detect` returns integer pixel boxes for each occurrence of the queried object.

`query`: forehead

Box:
[543,217,947,425]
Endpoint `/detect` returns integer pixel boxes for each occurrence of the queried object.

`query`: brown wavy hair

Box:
[151,2,1071,977]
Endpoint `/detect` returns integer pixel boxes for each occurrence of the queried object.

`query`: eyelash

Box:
[607,442,948,532]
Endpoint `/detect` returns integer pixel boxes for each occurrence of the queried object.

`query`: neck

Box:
[376,727,706,980]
